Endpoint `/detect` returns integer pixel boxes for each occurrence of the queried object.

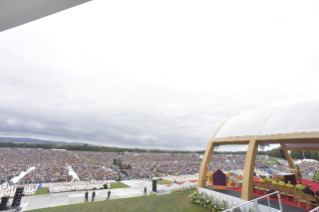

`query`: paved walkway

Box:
[21,180,153,211]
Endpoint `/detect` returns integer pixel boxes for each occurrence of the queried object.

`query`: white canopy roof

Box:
[0,0,91,33]
[215,99,319,139]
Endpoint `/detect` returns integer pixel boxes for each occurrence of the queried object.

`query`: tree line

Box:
[0,141,318,160]
[0,142,270,155]
[0,141,205,154]
[268,147,319,160]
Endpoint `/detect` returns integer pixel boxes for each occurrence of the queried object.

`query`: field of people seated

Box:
[1,148,318,186]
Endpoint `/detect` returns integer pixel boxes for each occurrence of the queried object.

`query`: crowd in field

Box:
[1,149,77,183]
[49,181,109,193]
[275,160,319,177]
[0,149,34,183]
[1,148,318,186]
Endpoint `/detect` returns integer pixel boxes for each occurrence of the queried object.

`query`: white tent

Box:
[215,99,319,139]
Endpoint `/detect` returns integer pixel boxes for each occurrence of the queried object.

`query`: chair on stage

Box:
[305,195,318,210]
[294,190,303,202]
[264,183,271,195]
[296,187,303,192]
[296,193,307,207]
[278,185,286,199]
[285,187,294,201]
[257,182,265,194]
[293,190,302,203]
[268,184,278,194]
[212,169,227,190]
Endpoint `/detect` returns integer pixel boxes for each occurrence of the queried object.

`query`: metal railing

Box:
[223,191,282,212]
[310,206,319,212]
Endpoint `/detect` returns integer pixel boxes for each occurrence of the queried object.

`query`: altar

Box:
[273,172,297,184]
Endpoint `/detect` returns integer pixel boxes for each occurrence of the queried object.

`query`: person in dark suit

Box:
[144,187,147,196]
[92,190,96,202]
[303,185,317,204]
[303,185,315,196]
[85,190,88,202]
[107,190,111,200]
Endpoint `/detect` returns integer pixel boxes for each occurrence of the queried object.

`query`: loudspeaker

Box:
[0,195,10,211]
[11,187,24,207]
[103,184,108,189]
[152,180,157,192]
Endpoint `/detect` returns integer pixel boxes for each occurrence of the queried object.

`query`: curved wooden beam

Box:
[280,143,294,169]
[197,116,234,188]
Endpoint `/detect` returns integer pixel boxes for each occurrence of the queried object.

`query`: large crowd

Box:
[0,149,34,183]
[275,160,319,178]
[0,148,318,186]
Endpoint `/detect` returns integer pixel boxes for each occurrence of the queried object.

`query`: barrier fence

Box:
[223,191,282,212]
[310,205,319,212]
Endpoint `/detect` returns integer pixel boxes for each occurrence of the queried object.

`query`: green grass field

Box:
[34,188,50,196]
[29,191,207,212]
[35,183,129,196]
[156,180,172,185]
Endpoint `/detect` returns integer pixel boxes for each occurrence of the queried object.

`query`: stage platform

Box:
[205,186,307,212]
[205,178,319,212]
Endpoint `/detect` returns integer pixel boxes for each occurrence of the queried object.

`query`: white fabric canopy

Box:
[215,99,319,139]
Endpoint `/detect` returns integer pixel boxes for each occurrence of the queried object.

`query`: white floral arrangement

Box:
[189,190,259,212]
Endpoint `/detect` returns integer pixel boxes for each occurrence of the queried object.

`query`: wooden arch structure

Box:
[197,100,319,201]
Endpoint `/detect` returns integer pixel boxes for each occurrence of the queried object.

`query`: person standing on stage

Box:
[312,170,319,182]
[85,190,88,202]
[295,165,302,181]
[107,190,111,200]
[92,190,96,202]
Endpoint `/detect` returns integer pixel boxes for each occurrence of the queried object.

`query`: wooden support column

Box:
[280,143,295,169]
[241,137,258,201]
[197,141,215,187]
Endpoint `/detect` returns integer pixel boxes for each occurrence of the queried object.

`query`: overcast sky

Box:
[0,0,319,151]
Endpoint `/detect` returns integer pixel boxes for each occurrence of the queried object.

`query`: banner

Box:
[226,172,231,186]
[207,171,213,185]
